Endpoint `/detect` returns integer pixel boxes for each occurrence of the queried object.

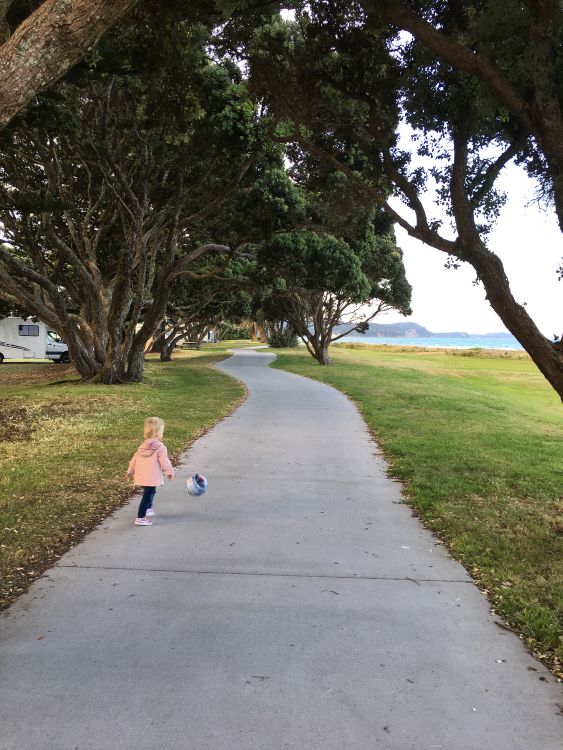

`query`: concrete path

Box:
[1,348,561,750]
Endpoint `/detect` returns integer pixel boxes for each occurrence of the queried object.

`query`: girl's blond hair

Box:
[144,416,164,440]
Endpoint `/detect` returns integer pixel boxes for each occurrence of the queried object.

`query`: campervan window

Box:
[47,330,62,342]
[19,325,39,336]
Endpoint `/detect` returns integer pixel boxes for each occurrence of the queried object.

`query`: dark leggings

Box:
[137,486,157,519]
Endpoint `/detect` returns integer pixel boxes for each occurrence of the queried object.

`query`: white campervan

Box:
[0,317,70,363]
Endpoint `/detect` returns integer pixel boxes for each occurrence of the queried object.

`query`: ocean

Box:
[337,334,524,350]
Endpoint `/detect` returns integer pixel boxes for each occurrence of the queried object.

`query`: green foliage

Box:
[0,11,266,381]
[261,231,369,298]
[233,5,563,394]
[215,164,306,248]
[217,321,253,340]
[254,195,412,327]
[167,256,256,343]
[266,324,298,347]
[240,5,559,241]
[240,150,412,363]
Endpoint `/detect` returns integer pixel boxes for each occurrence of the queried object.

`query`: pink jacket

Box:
[127,439,174,487]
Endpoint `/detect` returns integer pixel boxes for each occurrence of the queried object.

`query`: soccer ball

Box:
[186,473,208,496]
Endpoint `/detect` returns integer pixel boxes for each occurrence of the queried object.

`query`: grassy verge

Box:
[0,343,246,609]
[271,343,563,676]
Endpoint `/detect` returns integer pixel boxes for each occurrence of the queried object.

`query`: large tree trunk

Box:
[127,291,170,380]
[63,331,100,381]
[126,344,145,383]
[470,246,563,399]
[160,340,174,362]
[0,0,138,127]
[449,128,563,401]
[195,327,211,349]
[316,344,332,365]
[307,333,332,365]
[100,355,126,385]
[150,332,165,354]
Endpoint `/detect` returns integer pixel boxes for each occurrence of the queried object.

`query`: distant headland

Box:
[335,321,511,338]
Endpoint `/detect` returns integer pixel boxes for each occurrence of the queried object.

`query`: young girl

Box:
[127,417,174,526]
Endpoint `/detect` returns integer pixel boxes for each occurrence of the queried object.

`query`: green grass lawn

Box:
[0,343,247,609]
[272,343,563,676]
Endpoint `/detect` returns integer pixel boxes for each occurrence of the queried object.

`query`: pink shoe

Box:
[146,508,155,517]
[134,518,152,526]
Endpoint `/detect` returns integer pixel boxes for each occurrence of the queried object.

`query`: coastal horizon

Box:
[337,332,524,350]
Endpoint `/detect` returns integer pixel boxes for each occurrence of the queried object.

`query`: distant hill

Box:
[334,321,434,337]
[333,322,512,338]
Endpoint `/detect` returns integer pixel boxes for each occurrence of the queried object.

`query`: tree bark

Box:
[0,0,138,127]
[100,355,126,385]
[159,330,183,361]
[316,344,332,365]
[469,246,563,396]
[0,0,14,41]
[449,126,563,401]
[307,330,333,365]
[126,343,145,383]
[150,330,165,353]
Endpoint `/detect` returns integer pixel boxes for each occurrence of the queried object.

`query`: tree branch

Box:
[0,0,139,127]
[381,0,535,134]
[288,131,458,255]
[330,301,388,342]
[170,244,231,279]
[468,140,521,209]
[182,158,254,227]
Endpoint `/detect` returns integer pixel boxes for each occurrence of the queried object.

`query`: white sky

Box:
[384,165,562,335]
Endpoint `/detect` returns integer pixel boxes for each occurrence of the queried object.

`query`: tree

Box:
[256,196,412,364]
[374,1,563,233]
[0,1,288,127]
[243,12,563,398]
[0,0,138,126]
[156,262,255,360]
[0,20,259,382]
[150,313,211,361]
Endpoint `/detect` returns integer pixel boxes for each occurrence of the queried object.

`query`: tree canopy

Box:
[0,16,261,382]
[257,220,411,364]
[237,7,563,398]
[250,164,411,364]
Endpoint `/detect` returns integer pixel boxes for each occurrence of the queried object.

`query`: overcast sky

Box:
[385,165,562,336]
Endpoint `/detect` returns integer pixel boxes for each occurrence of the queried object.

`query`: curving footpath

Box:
[1,348,561,749]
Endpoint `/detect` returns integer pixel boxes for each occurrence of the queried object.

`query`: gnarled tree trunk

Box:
[448,127,563,401]
[315,344,332,365]
[0,0,138,127]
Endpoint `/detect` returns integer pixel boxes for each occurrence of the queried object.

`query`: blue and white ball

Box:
[186,473,208,496]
